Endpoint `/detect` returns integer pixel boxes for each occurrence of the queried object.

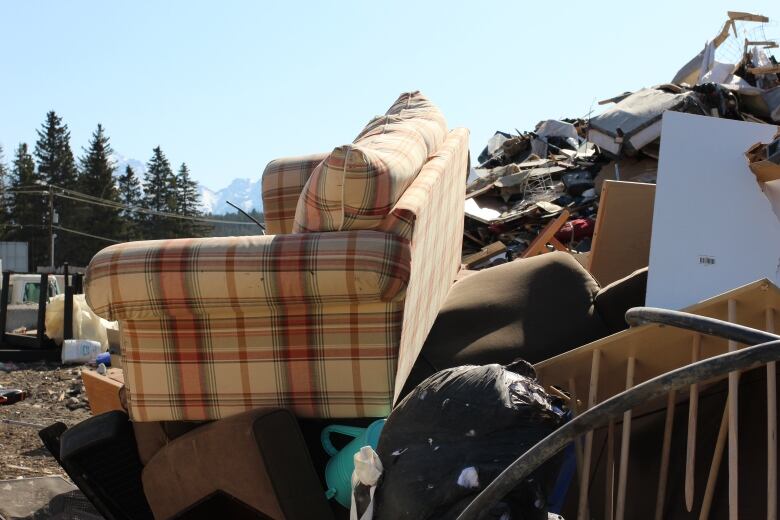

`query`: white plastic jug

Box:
[61,339,102,364]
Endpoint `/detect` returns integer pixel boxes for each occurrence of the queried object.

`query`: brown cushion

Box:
[142,408,333,520]
[593,267,648,333]
[132,421,208,466]
[412,252,608,386]
[132,422,168,466]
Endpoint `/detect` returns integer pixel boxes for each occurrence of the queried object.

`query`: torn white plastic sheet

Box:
[350,446,383,520]
[646,112,780,310]
[700,61,735,85]
[536,120,578,142]
[532,120,579,157]
[696,40,716,84]
[464,197,501,223]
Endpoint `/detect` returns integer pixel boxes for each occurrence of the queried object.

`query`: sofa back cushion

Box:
[293,91,447,232]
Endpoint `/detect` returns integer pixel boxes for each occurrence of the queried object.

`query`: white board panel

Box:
[646,112,780,310]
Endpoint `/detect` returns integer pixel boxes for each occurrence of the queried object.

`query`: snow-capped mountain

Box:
[111,153,146,179]
[198,178,263,215]
[110,153,263,215]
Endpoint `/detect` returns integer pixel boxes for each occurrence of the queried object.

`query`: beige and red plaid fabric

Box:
[87,232,411,320]
[85,232,411,420]
[85,101,468,421]
[261,153,327,235]
[114,301,403,420]
[379,129,470,399]
[292,91,447,233]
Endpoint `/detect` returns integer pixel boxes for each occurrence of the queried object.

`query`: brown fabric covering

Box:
[142,408,333,520]
[407,253,607,392]
[132,422,169,467]
[132,421,208,466]
[593,267,649,333]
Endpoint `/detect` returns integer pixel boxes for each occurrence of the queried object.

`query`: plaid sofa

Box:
[86,92,469,421]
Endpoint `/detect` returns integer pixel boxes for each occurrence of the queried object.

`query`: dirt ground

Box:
[0,361,92,480]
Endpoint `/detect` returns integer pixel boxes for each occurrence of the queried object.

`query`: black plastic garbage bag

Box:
[375,361,566,520]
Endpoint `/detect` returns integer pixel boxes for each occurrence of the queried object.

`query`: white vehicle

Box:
[3,274,61,305]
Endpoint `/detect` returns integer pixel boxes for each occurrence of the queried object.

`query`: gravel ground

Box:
[0,361,92,480]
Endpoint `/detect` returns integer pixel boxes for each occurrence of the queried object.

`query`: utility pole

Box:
[48,185,54,269]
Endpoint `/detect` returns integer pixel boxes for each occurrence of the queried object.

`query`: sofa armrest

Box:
[261,153,328,235]
[85,230,411,321]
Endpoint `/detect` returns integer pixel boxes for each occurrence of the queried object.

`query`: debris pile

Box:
[462,11,780,269]
[0,362,92,480]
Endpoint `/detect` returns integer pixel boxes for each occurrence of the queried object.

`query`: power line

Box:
[53,225,122,244]
[56,192,258,226]
[9,185,260,226]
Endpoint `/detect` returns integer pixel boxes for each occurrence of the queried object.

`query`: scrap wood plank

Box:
[654,389,677,520]
[577,349,601,520]
[521,210,570,258]
[685,335,701,512]
[747,65,780,75]
[615,357,636,520]
[462,241,506,268]
[744,40,778,48]
[605,420,615,520]
[727,299,739,520]
[699,406,729,520]
[463,230,485,247]
[727,11,769,22]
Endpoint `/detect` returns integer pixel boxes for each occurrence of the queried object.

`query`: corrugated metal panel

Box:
[0,241,29,272]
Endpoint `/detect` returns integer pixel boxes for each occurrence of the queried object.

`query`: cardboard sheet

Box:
[588,180,655,286]
[646,112,780,309]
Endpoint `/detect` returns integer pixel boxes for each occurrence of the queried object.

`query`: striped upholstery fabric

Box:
[85,96,468,422]
[86,232,411,420]
[261,153,328,235]
[86,232,411,320]
[114,301,403,420]
[293,91,447,233]
[380,129,470,399]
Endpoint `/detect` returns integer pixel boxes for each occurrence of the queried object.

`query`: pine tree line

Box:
[0,111,212,270]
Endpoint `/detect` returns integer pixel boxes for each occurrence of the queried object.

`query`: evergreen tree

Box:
[142,146,177,237]
[9,143,46,270]
[34,111,79,266]
[77,124,122,263]
[0,145,8,237]
[207,209,264,237]
[176,163,199,215]
[117,165,143,240]
[174,163,209,237]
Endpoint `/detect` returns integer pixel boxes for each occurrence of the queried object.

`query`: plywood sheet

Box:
[646,112,780,310]
[589,180,655,286]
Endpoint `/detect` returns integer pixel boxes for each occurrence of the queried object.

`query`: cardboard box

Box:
[81,368,125,415]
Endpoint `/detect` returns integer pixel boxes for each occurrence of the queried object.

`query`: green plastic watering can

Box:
[321,419,385,508]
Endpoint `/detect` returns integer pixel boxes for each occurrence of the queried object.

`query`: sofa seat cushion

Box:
[293,91,447,232]
[418,252,608,372]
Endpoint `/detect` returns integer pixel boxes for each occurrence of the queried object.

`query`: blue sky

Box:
[1,1,778,190]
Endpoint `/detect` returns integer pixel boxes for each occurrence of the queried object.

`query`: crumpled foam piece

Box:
[457,466,480,489]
